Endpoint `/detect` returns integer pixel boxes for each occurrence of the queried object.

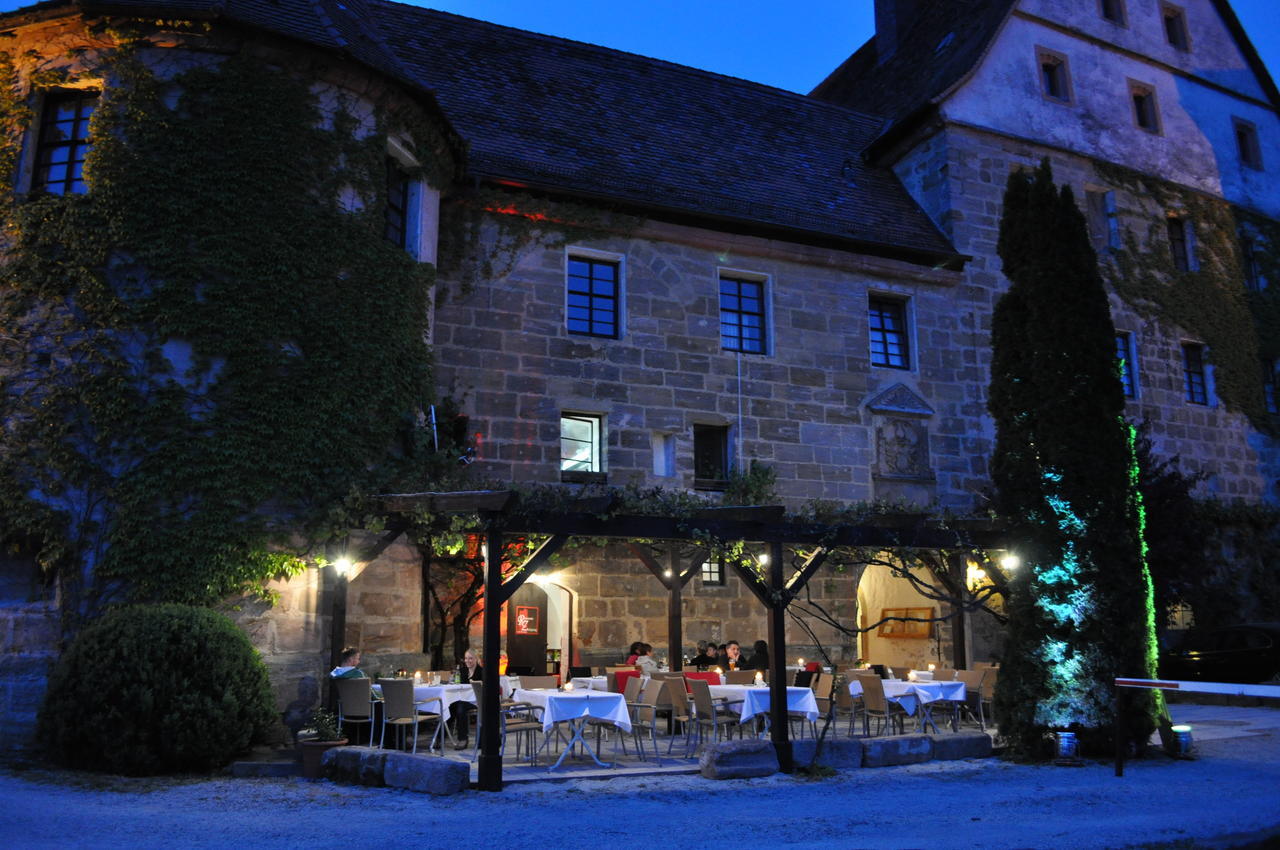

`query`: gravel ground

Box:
[7,705,1280,849]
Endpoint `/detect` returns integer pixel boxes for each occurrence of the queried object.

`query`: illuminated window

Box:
[1234,118,1263,170]
[1037,49,1073,104]
[561,412,604,480]
[719,276,767,353]
[869,296,911,369]
[567,256,620,338]
[1115,332,1137,398]
[700,559,726,587]
[33,90,97,195]
[1182,344,1208,405]
[1162,3,1190,51]
[1130,81,1161,134]
[1099,0,1126,25]
[693,424,729,489]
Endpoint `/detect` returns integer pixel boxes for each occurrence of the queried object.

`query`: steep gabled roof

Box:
[0,0,960,262]
[810,0,1017,124]
[370,2,956,262]
[811,0,1280,130]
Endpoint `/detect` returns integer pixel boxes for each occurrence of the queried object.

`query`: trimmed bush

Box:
[38,603,276,775]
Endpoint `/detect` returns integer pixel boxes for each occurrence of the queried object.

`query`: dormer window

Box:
[1162,3,1190,52]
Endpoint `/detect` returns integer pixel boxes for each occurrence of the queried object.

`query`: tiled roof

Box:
[370,2,956,260]
[7,0,959,261]
[810,0,1016,123]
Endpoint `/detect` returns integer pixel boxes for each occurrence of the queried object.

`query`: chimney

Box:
[875,0,921,62]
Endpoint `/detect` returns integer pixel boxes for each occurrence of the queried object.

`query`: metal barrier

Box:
[1114,678,1280,776]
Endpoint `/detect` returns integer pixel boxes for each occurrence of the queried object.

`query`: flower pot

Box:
[299,739,348,780]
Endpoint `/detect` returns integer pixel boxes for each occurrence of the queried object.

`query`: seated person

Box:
[625,640,643,665]
[634,643,660,675]
[452,648,482,747]
[744,639,770,671]
[721,640,744,670]
[329,647,365,679]
[689,640,716,669]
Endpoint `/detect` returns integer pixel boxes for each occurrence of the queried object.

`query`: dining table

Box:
[848,678,966,733]
[513,687,632,769]
[569,675,610,691]
[708,684,820,725]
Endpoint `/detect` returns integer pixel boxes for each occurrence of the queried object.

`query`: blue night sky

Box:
[0,0,1273,96]
[407,0,1280,95]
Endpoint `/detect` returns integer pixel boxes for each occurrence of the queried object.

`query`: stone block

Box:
[382,752,470,795]
[699,738,779,779]
[322,746,388,786]
[929,732,993,761]
[791,737,863,770]
[861,734,933,767]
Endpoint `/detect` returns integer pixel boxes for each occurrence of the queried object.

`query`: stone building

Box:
[0,0,1275,749]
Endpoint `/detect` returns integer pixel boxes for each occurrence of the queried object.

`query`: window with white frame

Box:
[719,275,767,354]
[561,412,605,480]
[700,558,726,587]
[869,296,911,369]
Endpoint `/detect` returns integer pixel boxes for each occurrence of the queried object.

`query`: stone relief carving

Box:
[864,383,935,482]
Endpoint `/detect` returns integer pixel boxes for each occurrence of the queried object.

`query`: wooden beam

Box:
[729,558,771,608]
[784,546,829,601]
[478,524,505,792]
[627,542,672,590]
[669,550,684,671]
[377,490,514,514]
[766,541,792,773]
[496,533,570,605]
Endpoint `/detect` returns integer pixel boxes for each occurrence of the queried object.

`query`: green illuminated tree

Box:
[989,160,1164,757]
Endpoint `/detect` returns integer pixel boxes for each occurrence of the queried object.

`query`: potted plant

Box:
[299,708,347,780]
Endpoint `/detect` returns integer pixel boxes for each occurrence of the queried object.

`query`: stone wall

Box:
[0,602,59,753]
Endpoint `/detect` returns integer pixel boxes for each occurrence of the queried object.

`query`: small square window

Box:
[869,296,911,369]
[33,90,97,195]
[1130,82,1161,134]
[700,559,726,587]
[1115,332,1137,398]
[693,424,729,489]
[1182,344,1208,405]
[1037,49,1073,104]
[561,412,605,481]
[1234,118,1263,170]
[1166,216,1196,272]
[567,256,620,338]
[1099,0,1126,25]
[719,276,767,353]
[1162,3,1190,51]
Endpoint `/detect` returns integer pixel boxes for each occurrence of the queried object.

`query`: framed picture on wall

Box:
[877,607,935,639]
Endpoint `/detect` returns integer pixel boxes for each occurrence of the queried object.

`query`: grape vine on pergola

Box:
[363,489,1015,791]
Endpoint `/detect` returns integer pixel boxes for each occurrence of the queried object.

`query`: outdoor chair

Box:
[793,670,814,688]
[629,678,670,761]
[377,678,443,753]
[569,665,593,679]
[840,670,863,736]
[689,677,742,747]
[980,666,998,724]
[725,669,761,685]
[954,669,988,730]
[518,675,557,690]
[855,674,905,737]
[663,677,695,755]
[469,681,543,765]
[334,677,375,745]
[933,668,957,681]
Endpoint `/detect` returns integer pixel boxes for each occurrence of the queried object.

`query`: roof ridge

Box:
[370,0,894,126]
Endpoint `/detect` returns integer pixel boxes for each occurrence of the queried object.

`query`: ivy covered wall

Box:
[0,17,459,632]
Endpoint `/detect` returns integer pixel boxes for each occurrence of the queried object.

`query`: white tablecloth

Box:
[410,683,475,714]
[708,684,820,722]
[848,679,966,716]
[514,688,632,732]
[570,676,610,691]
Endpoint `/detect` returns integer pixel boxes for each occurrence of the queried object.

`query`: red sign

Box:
[514,606,540,636]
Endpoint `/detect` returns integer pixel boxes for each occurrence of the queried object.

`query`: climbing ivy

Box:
[1094,160,1279,429]
[0,38,462,625]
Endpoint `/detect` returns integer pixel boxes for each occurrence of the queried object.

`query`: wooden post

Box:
[478,523,504,791]
[669,551,683,672]
[766,540,792,773]
[945,553,969,670]
[326,564,348,711]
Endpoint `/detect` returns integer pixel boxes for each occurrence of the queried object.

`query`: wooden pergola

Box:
[374,489,1014,791]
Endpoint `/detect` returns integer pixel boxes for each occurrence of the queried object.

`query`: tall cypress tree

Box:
[989,160,1164,757]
